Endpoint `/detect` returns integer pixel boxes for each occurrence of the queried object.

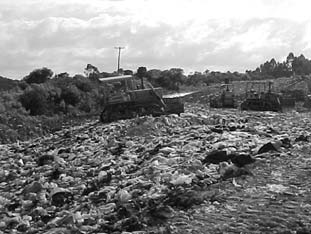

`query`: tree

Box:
[137,67,147,88]
[203,69,210,75]
[186,71,208,86]
[61,86,80,106]
[292,54,311,75]
[124,70,133,75]
[74,76,93,92]
[84,64,100,80]
[55,72,69,79]
[19,86,48,115]
[157,68,185,91]
[23,67,53,84]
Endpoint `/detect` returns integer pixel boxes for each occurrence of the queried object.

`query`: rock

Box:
[49,167,62,180]
[37,154,55,166]
[218,162,252,180]
[50,188,73,207]
[16,222,29,232]
[267,184,288,193]
[0,221,6,228]
[45,227,72,234]
[4,216,21,229]
[23,181,44,194]
[21,199,34,210]
[280,137,291,148]
[210,127,224,134]
[147,143,163,156]
[97,171,112,184]
[82,180,99,196]
[202,150,229,164]
[57,148,71,154]
[228,153,256,167]
[295,135,309,142]
[257,142,279,154]
[166,188,204,209]
[170,172,193,185]
[118,189,132,203]
[99,202,117,215]
[159,147,175,154]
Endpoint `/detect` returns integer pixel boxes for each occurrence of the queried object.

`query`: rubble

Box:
[1,104,311,233]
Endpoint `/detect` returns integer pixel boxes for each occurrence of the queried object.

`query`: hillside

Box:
[1,104,311,233]
[0,76,19,91]
[0,76,106,144]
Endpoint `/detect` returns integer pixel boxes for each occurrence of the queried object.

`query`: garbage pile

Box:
[1,104,311,233]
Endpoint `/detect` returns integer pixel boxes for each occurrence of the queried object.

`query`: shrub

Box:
[61,86,80,106]
[19,87,48,115]
[23,67,53,84]
[74,77,93,92]
[0,103,5,112]
[79,101,91,113]
[18,81,28,90]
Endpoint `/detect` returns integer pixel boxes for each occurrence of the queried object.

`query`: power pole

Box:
[114,46,125,74]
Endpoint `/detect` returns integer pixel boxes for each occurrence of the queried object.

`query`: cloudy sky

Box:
[1,0,311,79]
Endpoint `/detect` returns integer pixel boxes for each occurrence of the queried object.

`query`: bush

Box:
[0,103,5,112]
[23,67,53,84]
[74,77,93,92]
[18,81,28,90]
[61,86,80,106]
[79,101,92,113]
[19,87,48,115]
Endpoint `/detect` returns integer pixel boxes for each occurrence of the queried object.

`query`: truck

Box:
[99,75,184,123]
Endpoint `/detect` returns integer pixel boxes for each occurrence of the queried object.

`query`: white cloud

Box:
[0,0,311,78]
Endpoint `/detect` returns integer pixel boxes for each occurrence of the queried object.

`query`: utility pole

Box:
[114,46,125,74]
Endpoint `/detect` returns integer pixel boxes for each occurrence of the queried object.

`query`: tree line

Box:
[2,52,311,118]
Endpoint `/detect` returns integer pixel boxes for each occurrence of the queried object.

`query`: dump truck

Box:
[209,84,237,108]
[99,75,184,123]
[240,81,282,112]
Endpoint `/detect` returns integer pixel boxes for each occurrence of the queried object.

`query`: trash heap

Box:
[1,104,311,233]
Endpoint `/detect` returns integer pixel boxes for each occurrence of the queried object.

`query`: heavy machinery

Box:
[209,84,237,108]
[99,75,184,123]
[240,81,282,112]
[278,76,309,108]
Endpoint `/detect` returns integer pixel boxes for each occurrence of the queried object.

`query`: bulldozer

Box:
[240,81,282,112]
[99,75,184,123]
[209,84,236,108]
[278,76,309,108]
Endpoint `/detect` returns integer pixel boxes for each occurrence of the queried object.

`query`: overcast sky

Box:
[1,0,311,79]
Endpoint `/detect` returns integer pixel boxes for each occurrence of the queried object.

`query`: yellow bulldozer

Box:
[99,75,185,123]
[240,81,282,112]
[209,84,237,108]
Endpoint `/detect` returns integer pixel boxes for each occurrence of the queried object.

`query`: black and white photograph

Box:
[1,0,311,233]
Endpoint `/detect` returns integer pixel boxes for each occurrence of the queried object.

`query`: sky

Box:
[1,0,311,79]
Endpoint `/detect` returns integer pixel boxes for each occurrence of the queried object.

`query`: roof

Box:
[99,75,133,82]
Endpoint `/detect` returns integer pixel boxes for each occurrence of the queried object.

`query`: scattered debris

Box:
[1,106,310,233]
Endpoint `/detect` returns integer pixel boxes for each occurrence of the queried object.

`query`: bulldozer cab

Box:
[100,75,134,89]
[99,75,165,106]
[210,83,236,108]
[100,75,135,104]
[244,81,275,99]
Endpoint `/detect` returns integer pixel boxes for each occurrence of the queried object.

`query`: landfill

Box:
[1,103,311,233]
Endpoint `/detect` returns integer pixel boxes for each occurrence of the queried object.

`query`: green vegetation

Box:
[0,76,19,91]
[0,71,106,143]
